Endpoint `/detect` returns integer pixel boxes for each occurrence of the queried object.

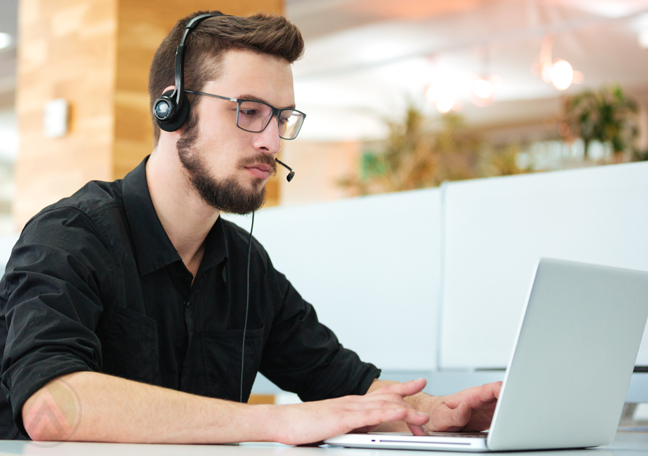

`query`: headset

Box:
[153,12,223,132]
[152,12,297,183]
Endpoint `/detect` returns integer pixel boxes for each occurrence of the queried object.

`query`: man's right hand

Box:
[265,378,430,445]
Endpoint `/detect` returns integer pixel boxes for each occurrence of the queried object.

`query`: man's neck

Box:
[145,148,219,278]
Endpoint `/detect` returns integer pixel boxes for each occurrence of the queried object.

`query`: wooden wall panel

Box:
[15,0,284,228]
[15,0,118,227]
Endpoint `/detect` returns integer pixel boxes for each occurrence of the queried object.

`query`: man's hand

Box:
[267,379,430,445]
[420,382,502,432]
[369,380,502,434]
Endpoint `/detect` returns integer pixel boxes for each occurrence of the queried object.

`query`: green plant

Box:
[480,143,527,176]
[338,105,483,195]
[562,84,639,160]
[633,148,648,162]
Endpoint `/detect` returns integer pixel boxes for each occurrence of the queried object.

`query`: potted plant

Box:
[561,84,639,161]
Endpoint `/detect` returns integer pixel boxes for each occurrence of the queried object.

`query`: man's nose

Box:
[253,116,282,154]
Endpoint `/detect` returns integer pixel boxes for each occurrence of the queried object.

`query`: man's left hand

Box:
[368,380,502,433]
[417,382,502,432]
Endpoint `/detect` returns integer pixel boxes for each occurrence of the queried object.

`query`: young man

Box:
[0,12,500,443]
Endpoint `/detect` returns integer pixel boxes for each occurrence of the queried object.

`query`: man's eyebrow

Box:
[237,94,296,110]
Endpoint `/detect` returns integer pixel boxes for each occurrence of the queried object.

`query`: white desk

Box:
[0,431,645,456]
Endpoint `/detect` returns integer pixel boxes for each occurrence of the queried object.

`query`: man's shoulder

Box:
[23,179,125,243]
[49,179,124,215]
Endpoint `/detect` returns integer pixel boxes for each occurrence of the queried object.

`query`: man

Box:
[0,11,500,443]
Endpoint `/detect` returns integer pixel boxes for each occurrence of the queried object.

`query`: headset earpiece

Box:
[154,89,190,132]
[154,12,223,133]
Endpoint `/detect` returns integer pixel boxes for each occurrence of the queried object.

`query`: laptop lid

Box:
[487,258,648,451]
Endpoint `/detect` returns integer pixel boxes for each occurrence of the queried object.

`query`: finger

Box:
[347,397,409,412]
[347,404,427,432]
[400,409,430,431]
[369,378,427,398]
[407,416,430,436]
[408,424,429,436]
[443,382,501,409]
[363,392,414,406]
[357,398,429,425]
[475,382,501,403]
[361,401,429,425]
[491,381,503,399]
[342,389,429,435]
[429,401,472,432]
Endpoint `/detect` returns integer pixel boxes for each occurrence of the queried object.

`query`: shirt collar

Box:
[122,156,228,277]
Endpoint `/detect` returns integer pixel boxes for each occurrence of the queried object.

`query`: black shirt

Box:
[0,157,380,439]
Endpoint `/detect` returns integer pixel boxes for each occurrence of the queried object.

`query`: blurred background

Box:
[0,0,647,422]
[0,0,647,232]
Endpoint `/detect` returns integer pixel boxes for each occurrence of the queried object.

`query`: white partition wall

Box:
[0,234,19,272]
[225,188,443,371]
[440,162,648,369]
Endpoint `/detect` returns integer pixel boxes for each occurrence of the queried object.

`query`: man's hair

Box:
[148,11,305,146]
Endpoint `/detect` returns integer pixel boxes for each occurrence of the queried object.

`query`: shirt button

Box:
[185,300,190,308]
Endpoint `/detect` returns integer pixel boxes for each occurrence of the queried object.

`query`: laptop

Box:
[325,258,648,452]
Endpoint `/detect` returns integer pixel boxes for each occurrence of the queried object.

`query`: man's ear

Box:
[160,85,175,97]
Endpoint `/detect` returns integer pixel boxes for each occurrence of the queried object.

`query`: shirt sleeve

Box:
[258,251,381,402]
[0,206,111,436]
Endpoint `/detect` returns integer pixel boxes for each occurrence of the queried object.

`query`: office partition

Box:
[0,234,18,273]
[440,162,648,369]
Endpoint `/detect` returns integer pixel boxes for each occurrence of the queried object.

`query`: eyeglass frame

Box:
[184,89,306,140]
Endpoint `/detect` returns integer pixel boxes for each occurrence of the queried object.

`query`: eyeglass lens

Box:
[238,101,304,139]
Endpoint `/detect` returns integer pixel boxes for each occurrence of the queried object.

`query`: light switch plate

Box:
[43,98,69,138]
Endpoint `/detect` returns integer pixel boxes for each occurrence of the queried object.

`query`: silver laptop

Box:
[325,258,648,452]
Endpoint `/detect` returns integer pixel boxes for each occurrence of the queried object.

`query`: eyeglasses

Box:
[185,90,306,140]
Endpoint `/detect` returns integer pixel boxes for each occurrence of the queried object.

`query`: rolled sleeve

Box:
[0,207,111,435]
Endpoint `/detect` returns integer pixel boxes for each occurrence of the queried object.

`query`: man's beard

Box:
[176,116,277,214]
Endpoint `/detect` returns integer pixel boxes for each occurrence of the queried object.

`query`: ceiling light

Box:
[470,47,499,107]
[473,78,493,99]
[425,83,438,103]
[436,92,456,113]
[639,30,648,49]
[425,77,457,113]
[0,33,11,50]
[551,60,574,90]
[470,73,500,107]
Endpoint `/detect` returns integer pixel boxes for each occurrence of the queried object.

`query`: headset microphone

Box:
[275,158,295,182]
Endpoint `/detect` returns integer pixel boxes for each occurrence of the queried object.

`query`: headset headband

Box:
[171,12,223,111]
[153,12,228,131]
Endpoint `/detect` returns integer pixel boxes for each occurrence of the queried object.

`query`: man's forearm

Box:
[22,371,272,443]
[22,374,433,444]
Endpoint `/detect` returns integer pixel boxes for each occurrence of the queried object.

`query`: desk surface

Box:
[0,431,645,456]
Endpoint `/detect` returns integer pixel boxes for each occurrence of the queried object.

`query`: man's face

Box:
[177,49,295,214]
